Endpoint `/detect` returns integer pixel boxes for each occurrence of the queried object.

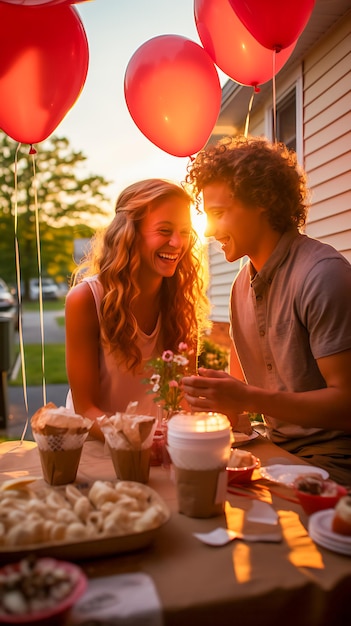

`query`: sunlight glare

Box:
[191,198,208,244]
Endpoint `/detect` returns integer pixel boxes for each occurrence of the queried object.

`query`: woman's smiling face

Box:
[138,196,192,280]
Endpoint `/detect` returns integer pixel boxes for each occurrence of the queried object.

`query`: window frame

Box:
[265,68,303,164]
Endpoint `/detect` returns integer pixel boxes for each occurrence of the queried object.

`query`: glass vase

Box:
[149,406,178,467]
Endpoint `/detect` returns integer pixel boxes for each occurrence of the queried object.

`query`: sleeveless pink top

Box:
[66,275,162,417]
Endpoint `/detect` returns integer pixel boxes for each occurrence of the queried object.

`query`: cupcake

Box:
[31,403,93,485]
[332,496,351,536]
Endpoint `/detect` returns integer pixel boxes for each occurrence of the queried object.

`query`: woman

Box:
[65,178,209,440]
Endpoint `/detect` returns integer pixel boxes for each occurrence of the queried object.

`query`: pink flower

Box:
[162,350,174,362]
[169,380,179,388]
[173,355,189,366]
[178,342,188,352]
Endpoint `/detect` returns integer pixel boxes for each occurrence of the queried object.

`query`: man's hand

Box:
[182,367,248,426]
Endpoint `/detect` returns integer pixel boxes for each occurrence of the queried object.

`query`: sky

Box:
[56,0,227,211]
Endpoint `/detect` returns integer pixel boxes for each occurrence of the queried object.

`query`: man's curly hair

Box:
[186,136,311,232]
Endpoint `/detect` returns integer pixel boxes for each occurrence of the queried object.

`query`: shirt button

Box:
[267,363,272,371]
[256,295,263,301]
[259,330,265,337]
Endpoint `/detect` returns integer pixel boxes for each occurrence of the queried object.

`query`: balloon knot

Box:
[189,155,195,162]
[254,86,260,93]
[274,45,282,53]
[29,145,37,155]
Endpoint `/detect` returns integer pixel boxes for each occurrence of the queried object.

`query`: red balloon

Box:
[195,0,296,88]
[229,0,316,50]
[124,34,222,158]
[0,4,89,144]
[0,1,87,5]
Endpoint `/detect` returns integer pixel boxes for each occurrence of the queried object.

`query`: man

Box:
[183,136,351,485]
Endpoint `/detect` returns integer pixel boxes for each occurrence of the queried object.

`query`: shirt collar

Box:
[250,229,300,288]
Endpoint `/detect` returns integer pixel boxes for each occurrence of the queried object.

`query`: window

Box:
[265,72,303,163]
[276,91,296,150]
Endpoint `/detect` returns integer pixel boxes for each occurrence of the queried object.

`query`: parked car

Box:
[0,277,19,331]
[29,278,59,301]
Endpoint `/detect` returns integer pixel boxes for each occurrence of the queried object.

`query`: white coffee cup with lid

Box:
[167,412,232,518]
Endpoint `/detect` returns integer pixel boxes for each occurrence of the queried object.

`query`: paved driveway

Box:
[21,309,65,344]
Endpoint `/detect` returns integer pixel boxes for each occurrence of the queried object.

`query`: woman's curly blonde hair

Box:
[186,135,311,232]
[71,178,210,371]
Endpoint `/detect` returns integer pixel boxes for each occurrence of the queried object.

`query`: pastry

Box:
[228,448,254,468]
[293,473,338,496]
[332,496,351,536]
[31,403,92,485]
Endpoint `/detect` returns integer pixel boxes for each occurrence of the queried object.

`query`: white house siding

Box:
[207,12,351,329]
[303,13,351,263]
[207,240,237,323]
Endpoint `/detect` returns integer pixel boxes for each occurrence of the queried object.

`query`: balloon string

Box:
[31,151,47,407]
[14,144,29,443]
[272,49,277,143]
[244,86,257,138]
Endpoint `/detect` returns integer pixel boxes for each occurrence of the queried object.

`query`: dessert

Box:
[227,449,259,485]
[228,448,254,469]
[31,403,93,485]
[97,411,156,484]
[332,496,351,536]
[293,473,338,496]
[0,479,169,549]
[235,413,253,436]
[0,557,86,623]
[293,473,348,515]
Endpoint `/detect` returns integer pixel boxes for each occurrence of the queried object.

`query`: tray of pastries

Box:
[0,476,170,561]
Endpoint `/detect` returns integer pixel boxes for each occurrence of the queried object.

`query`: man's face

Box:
[203,181,266,263]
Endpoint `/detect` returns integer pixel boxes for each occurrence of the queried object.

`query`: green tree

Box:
[0,132,112,297]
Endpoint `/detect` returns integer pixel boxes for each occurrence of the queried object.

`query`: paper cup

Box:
[108,446,151,484]
[33,430,88,486]
[168,412,232,518]
[174,466,228,518]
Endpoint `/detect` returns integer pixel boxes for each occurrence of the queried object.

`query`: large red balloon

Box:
[0,1,87,5]
[195,0,296,88]
[229,0,316,50]
[124,35,222,158]
[0,4,89,144]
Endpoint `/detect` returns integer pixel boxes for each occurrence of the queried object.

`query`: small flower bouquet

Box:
[144,342,192,413]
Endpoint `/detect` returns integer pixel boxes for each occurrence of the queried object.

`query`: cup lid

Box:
[168,412,231,436]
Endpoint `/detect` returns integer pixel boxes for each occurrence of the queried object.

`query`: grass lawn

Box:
[9,344,67,386]
[7,298,67,386]
[22,298,65,313]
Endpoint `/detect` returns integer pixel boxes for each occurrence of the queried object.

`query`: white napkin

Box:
[69,573,163,626]
[246,500,279,525]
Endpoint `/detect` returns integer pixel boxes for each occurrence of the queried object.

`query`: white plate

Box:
[308,509,351,555]
[259,464,329,487]
[231,431,259,446]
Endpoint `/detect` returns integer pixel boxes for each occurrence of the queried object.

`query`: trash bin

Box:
[0,315,15,428]
[0,315,15,372]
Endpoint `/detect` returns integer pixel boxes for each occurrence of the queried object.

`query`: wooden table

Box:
[1,435,350,626]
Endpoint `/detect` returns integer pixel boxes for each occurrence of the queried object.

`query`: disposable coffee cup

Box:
[167,412,232,518]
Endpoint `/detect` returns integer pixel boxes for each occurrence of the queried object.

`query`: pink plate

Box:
[0,559,87,625]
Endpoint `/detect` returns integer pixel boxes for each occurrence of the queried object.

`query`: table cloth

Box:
[0,435,350,626]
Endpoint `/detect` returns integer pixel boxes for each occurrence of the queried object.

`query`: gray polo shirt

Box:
[230,230,351,442]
